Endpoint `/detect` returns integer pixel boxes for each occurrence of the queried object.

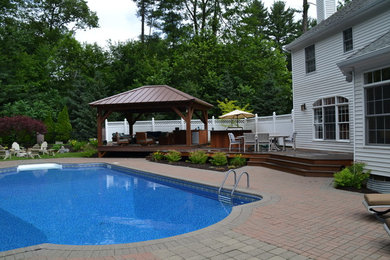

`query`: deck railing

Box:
[104,110,294,143]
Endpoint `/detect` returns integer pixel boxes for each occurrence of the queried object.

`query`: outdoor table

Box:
[269,134,289,151]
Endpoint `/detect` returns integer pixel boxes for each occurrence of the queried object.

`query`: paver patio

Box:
[0,158,389,260]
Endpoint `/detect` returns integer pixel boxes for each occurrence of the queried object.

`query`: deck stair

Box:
[247,152,352,177]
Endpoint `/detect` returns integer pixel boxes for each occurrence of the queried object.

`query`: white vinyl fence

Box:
[104,111,294,143]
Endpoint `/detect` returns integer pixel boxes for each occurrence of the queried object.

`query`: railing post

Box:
[255,114,258,133]
[105,119,108,141]
[291,109,295,132]
[212,116,215,130]
[181,118,185,130]
[124,118,127,134]
[273,112,276,133]
[152,117,155,131]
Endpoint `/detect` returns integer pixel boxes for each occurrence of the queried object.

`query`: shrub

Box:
[0,116,47,147]
[165,150,182,162]
[88,138,98,147]
[82,144,97,157]
[69,139,87,152]
[229,154,246,168]
[44,113,56,143]
[51,143,63,150]
[334,162,371,189]
[188,150,208,164]
[152,151,165,161]
[56,106,72,143]
[210,152,227,166]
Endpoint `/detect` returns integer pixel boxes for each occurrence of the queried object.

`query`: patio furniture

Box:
[269,134,289,151]
[384,218,390,236]
[363,193,390,216]
[284,132,297,150]
[116,133,131,145]
[257,133,271,152]
[228,132,241,151]
[136,132,154,145]
[243,133,257,152]
[10,142,25,156]
[27,148,41,159]
[0,149,10,160]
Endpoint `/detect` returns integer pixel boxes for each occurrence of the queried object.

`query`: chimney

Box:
[316,0,336,23]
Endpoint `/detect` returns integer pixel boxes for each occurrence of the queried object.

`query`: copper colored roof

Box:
[89,85,213,111]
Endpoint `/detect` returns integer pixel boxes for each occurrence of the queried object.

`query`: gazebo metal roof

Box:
[89,85,213,112]
[89,85,213,153]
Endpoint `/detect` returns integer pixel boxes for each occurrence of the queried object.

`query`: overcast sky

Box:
[75,0,318,47]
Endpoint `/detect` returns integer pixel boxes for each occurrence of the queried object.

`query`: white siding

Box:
[291,9,390,153]
[354,65,390,178]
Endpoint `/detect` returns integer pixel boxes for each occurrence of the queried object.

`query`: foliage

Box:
[210,152,227,166]
[229,154,247,167]
[334,163,371,189]
[44,113,56,143]
[56,106,72,143]
[151,151,165,161]
[0,116,47,147]
[188,150,209,164]
[88,138,98,147]
[165,150,182,162]
[68,139,87,152]
[0,0,300,137]
[51,143,63,150]
[217,99,252,115]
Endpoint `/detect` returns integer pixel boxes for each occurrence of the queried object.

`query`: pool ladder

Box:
[218,169,250,204]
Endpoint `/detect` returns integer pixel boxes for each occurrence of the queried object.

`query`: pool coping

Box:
[0,162,270,258]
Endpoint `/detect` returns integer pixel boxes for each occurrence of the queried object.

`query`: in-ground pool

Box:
[0,163,260,252]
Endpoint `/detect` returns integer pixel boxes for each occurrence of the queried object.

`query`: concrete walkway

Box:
[0,158,389,260]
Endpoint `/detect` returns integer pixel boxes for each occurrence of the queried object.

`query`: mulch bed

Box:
[335,186,378,194]
[146,158,232,172]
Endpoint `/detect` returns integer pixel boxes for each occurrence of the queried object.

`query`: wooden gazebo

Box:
[89,85,213,155]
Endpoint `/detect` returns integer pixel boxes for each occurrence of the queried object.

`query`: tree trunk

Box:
[302,0,309,33]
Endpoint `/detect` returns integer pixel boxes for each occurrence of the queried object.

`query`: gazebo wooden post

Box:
[97,108,104,146]
[125,113,143,137]
[186,106,194,146]
[202,110,209,141]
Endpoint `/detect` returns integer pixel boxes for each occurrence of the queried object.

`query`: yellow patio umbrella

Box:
[219,109,255,127]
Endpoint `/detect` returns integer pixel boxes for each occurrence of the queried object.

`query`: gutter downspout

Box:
[352,70,356,163]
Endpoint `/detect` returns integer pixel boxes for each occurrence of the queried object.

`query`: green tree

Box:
[56,106,72,143]
[44,112,56,143]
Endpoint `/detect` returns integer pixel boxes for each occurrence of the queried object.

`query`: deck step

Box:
[247,153,350,177]
[248,161,336,177]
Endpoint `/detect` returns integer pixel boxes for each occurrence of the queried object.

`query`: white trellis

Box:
[105,111,294,142]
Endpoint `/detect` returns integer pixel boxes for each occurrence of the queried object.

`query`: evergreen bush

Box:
[188,150,208,164]
[210,152,227,166]
[334,162,371,189]
[151,151,165,161]
[229,154,246,167]
[56,106,72,143]
[165,150,182,162]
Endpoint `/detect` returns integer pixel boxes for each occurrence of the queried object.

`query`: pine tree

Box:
[44,112,56,143]
[56,106,72,143]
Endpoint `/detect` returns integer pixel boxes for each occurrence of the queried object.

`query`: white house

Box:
[286,0,390,192]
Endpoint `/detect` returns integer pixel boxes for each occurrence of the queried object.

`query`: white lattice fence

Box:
[105,111,294,142]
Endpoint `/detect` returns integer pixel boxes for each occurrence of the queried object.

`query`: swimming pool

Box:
[0,163,260,252]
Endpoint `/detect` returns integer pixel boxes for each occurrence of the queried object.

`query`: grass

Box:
[4,151,96,161]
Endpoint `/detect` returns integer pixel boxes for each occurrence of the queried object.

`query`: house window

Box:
[364,67,390,84]
[313,96,349,140]
[343,28,353,52]
[365,84,390,145]
[305,45,316,73]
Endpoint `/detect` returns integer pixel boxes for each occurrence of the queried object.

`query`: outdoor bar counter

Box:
[210,130,251,148]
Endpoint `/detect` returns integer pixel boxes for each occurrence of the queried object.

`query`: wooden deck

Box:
[98,145,353,177]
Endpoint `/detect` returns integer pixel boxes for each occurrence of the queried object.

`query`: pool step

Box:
[218,194,233,205]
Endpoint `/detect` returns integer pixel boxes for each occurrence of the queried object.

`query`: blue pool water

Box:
[0,164,259,252]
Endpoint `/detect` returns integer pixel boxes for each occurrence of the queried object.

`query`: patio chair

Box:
[284,132,297,150]
[257,133,271,152]
[0,149,10,160]
[136,132,154,145]
[363,193,390,216]
[10,142,26,157]
[384,218,390,236]
[228,133,241,152]
[243,133,257,152]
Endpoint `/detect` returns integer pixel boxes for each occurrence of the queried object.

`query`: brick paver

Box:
[0,158,389,259]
